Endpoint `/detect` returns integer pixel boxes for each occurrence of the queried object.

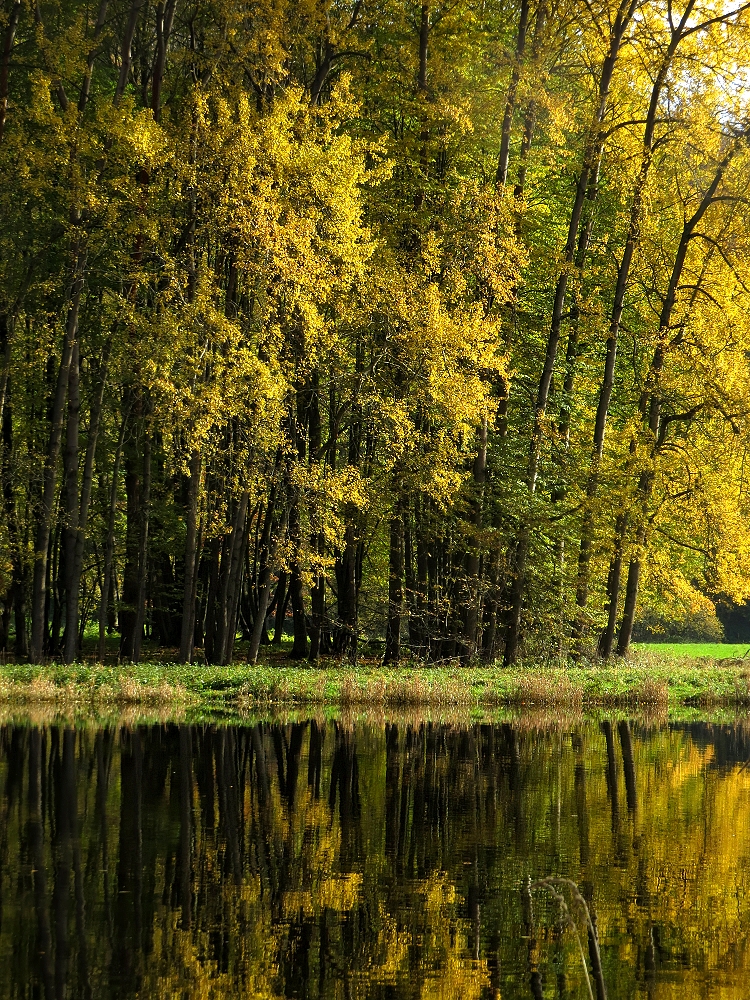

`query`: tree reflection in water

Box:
[0,720,750,998]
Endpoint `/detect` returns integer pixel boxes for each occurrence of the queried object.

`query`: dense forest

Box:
[3,0,750,665]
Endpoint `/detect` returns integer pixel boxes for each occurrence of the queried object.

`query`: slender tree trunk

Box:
[247,563,274,664]
[413,2,429,209]
[308,546,324,660]
[30,275,81,662]
[132,429,151,662]
[98,408,127,661]
[496,0,529,187]
[62,340,80,663]
[464,416,487,655]
[203,536,222,663]
[0,310,12,424]
[1,320,26,658]
[334,520,357,657]
[114,0,145,105]
[481,545,501,661]
[120,395,143,659]
[65,339,110,662]
[150,0,177,120]
[418,3,429,91]
[414,496,428,655]
[288,502,308,660]
[307,377,325,661]
[77,0,109,114]
[179,449,201,663]
[272,572,289,643]
[513,4,546,198]
[49,525,62,655]
[384,499,404,664]
[616,524,644,656]
[598,514,627,659]
[219,490,249,664]
[248,501,287,663]
[0,1,21,146]
[404,507,419,649]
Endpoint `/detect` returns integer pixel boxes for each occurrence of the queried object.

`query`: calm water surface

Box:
[1,718,749,998]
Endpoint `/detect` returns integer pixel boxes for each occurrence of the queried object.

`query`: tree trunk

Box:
[384,501,404,664]
[1,321,26,658]
[114,0,145,105]
[77,0,109,114]
[0,1,21,146]
[62,340,80,663]
[463,415,487,655]
[98,407,127,662]
[496,0,529,187]
[248,500,287,663]
[65,338,109,662]
[513,3,546,199]
[0,310,12,426]
[179,449,201,663]
[413,2,430,209]
[418,2,429,92]
[150,0,177,120]
[219,490,249,665]
[598,514,627,659]
[120,404,141,660]
[335,522,358,658]
[288,496,308,660]
[414,496,429,655]
[30,275,81,662]
[49,525,62,655]
[308,551,324,660]
[616,524,644,656]
[272,572,289,644]
[307,376,325,661]
[203,536,222,663]
[132,429,151,662]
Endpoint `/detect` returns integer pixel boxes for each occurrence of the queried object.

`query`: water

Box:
[1,717,750,998]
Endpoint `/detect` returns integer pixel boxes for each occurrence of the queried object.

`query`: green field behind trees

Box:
[3,0,750,667]
[636,642,750,658]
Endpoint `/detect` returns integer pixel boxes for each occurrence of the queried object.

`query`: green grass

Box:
[634,642,750,658]
[2,651,750,721]
[5,642,750,725]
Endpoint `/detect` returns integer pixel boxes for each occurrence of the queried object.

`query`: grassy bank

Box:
[2,653,750,718]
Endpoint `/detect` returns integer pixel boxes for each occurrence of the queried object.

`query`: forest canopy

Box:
[3,0,750,665]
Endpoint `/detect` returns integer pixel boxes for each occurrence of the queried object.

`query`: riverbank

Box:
[1,653,750,718]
